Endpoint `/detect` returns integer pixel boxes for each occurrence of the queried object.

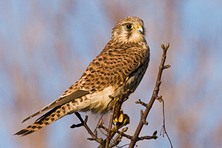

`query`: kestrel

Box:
[15,16,150,136]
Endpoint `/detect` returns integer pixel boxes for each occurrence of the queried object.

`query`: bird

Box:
[15,16,150,136]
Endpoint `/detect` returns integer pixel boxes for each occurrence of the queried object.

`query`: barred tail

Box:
[15,103,73,136]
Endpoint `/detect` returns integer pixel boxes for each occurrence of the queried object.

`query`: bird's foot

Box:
[113,109,130,129]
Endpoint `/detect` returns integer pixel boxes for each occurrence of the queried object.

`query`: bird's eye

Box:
[126,24,132,30]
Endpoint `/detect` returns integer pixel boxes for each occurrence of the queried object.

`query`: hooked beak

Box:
[137,25,144,35]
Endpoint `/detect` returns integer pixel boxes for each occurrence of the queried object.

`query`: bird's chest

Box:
[88,60,148,113]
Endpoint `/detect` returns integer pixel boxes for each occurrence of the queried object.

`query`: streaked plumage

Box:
[15,16,150,136]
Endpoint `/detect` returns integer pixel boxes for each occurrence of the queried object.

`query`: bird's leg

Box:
[113,109,130,129]
[112,91,132,129]
[107,95,130,130]
[113,96,130,128]
[108,91,131,126]
[105,98,130,148]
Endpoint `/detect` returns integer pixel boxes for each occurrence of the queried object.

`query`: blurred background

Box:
[1,0,222,148]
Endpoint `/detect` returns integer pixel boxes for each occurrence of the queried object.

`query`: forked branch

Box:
[129,43,171,148]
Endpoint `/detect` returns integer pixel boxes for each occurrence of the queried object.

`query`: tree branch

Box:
[129,43,170,148]
[70,112,104,145]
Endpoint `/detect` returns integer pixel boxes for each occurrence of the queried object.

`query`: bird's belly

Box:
[83,86,116,113]
[81,69,145,113]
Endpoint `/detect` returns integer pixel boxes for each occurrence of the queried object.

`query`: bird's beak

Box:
[137,25,144,34]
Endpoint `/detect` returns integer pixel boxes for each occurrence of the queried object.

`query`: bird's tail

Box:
[15,102,74,136]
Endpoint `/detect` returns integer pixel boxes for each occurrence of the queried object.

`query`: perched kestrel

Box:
[15,16,150,136]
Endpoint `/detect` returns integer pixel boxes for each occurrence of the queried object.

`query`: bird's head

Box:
[112,16,146,43]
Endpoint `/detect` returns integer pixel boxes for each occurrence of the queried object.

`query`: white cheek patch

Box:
[129,32,143,42]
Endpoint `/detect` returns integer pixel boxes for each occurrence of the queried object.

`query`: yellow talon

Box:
[113,110,130,126]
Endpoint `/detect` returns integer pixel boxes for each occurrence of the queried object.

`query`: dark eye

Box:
[126,24,132,30]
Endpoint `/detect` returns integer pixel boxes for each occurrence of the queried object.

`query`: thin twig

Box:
[135,99,147,107]
[71,112,103,144]
[105,104,115,148]
[160,98,173,148]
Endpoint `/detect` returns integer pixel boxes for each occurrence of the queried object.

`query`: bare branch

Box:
[70,112,104,145]
[160,98,173,148]
[105,103,116,148]
[129,44,171,148]
[135,99,147,107]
